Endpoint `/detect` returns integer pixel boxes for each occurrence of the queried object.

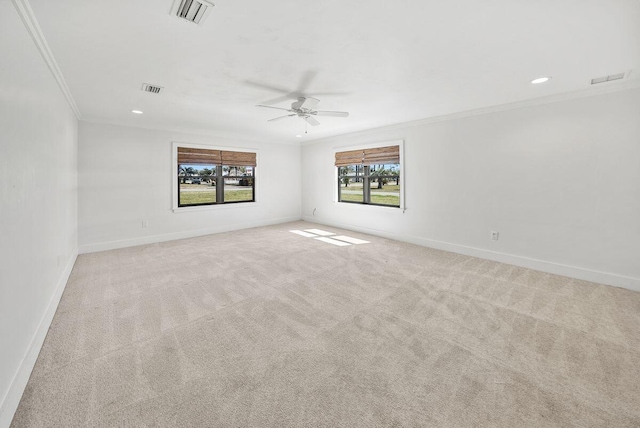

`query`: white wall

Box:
[0,1,78,425]
[301,88,640,290]
[78,122,301,252]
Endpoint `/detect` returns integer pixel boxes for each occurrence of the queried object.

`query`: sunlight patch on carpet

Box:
[290,230,318,237]
[314,237,351,246]
[332,235,370,245]
[304,229,336,236]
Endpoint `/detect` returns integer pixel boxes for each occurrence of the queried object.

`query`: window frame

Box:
[333,140,405,210]
[172,142,259,212]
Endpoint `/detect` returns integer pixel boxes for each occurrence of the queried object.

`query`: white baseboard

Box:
[0,251,78,428]
[301,216,640,292]
[79,216,302,254]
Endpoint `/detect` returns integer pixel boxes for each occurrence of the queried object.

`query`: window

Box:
[176,146,256,207]
[336,144,401,207]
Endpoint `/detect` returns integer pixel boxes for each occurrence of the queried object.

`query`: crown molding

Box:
[302,79,640,147]
[11,0,81,119]
[78,118,298,147]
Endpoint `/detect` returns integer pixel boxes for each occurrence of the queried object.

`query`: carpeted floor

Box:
[11,221,640,427]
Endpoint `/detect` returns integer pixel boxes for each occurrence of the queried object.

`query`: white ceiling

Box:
[30,0,640,144]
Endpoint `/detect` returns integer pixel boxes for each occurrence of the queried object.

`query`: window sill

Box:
[172,202,259,213]
[334,201,405,212]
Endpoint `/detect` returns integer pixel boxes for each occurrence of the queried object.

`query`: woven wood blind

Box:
[335,145,399,167]
[221,151,257,167]
[178,148,257,167]
[177,147,221,165]
[335,149,365,167]
[363,145,399,165]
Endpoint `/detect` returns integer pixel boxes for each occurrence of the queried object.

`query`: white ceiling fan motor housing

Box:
[292,97,319,111]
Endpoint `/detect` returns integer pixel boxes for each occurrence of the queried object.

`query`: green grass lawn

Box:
[341,183,399,193]
[224,189,253,202]
[340,192,399,206]
[372,184,399,193]
[179,190,215,205]
[370,194,400,206]
[179,188,253,204]
[340,192,364,203]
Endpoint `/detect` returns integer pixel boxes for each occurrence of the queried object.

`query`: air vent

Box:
[170,0,214,26]
[590,71,629,85]
[141,83,163,94]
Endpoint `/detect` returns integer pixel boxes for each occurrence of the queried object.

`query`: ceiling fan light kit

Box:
[257,97,349,127]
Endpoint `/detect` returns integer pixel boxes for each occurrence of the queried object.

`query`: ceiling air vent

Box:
[141,83,163,94]
[170,0,214,26]
[590,71,630,85]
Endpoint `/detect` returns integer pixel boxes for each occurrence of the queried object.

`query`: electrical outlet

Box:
[491,231,499,241]
[142,220,149,228]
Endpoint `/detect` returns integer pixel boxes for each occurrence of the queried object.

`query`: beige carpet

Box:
[11,221,640,427]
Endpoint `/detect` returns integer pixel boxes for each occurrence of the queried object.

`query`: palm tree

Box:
[390,167,400,186]
[339,165,354,187]
[198,167,213,185]
[179,165,196,183]
[370,166,389,189]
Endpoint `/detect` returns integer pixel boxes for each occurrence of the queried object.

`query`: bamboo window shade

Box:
[221,150,257,167]
[178,147,256,167]
[335,145,399,167]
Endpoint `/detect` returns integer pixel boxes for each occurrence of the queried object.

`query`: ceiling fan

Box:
[256,97,349,126]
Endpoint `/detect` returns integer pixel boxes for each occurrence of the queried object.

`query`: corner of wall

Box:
[10,0,81,119]
[78,215,302,254]
[0,251,78,427]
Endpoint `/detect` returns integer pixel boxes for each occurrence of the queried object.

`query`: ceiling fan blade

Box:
[314,110,349,117]
[296,70,317,93]
[305,116,320,126]
[310,91,351,97]
[246,79,303,104]
[244,80,291,95]
[300,97,320,110]
[256,105,292,112]
[268,114,296,122]
[260,94,296,105]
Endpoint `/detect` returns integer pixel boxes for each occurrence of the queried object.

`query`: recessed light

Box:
[296,135,302,138]
[531,76,551,84]
[132,110,143,114]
